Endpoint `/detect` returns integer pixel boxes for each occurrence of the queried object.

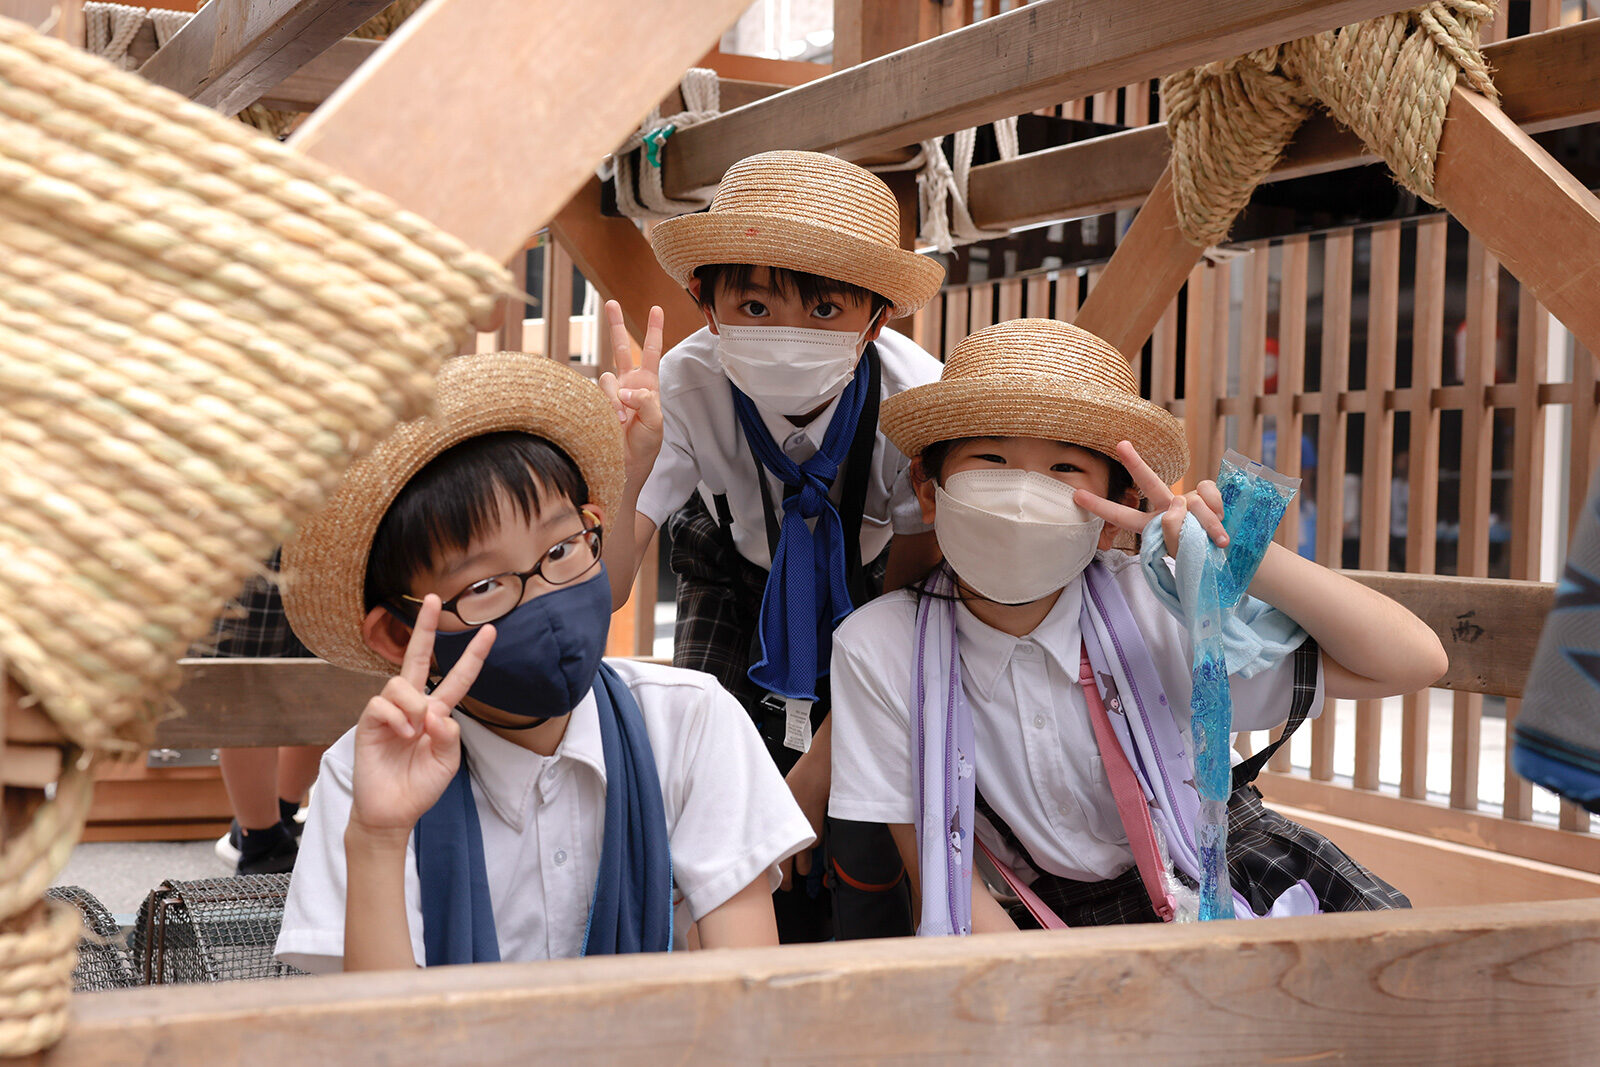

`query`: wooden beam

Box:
[547,179,702,353]
[1433,84,1600,358]
[290,0,754,263]
[37,900,1600,1064]
[1342,571,1555,698]
[138,0,394,116]
[255,36,377,112]
[159,658,378,749]
[661,0,1420,196]
[969,17,1600,231]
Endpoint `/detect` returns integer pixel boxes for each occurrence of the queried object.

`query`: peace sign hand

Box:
[349,595,496,840]
[597,299,664,484]
[1071,440,1231,559]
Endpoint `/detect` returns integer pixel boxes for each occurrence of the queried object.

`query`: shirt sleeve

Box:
[666,684,815,921]
[274,737,426,973]
[827,611,918,825]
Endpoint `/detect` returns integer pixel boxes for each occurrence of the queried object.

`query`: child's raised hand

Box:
[597,299,664,482]
[349,595,495,840]
[1072,440,1230,559]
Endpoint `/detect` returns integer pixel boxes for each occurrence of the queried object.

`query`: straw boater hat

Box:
[282,352,625,675]
[881,318,1191,486]
[649,150,946,316]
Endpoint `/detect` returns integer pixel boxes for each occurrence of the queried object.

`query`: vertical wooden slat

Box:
[1353,222,1401,792]
[969,281,996,334]
[1055,269,1081,323]
[997,278,1023,323]
[1562,333,1596,832]
[943,286,971,356]
[1530,0,1562,32]
[1182,263,1220,487]
[1501,283,1549,821]
[1124,79,1151,127]
[545,238,574,365]
[1025,273,1050,320]
[1149,298,1179,414]
[1452,235,1498,812]
[1401,217,1448,800]
[498,246,528,352]
[1271,236,1309,565]
[1312,231,1353,783]
[1238,244,1270,464]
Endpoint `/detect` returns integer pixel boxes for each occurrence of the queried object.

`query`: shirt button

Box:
[1057,802,1073,816]
[1032,714,1047,729]
[554,849,568,866]
[1017,643,1036,656]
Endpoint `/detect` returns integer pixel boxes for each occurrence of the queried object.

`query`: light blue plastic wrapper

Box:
[1192,450,1299,920]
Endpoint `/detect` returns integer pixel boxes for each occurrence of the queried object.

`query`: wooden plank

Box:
[1354,222,1401,793]
[0,744,61,788]
[547,179,703,353]
[1311,231,1353,782]
[138,0,394,116]
[1402,217,1448,800]
[662,0,1422,196]
[941,285,969,356]
[1278,805,1600,907]
[1433,85,1600,359]
[1073,164,1206,359]
[1024,273,1050,320]
[255,36,377,112]
[833,0,944,69]
[1237,244,1270,463]
[1260,770,1600,874]
[1181,262,1220,488]
[694,48,830,86]
[155,658,376,749]
[544,238,574,364]
[1270,235,1309,563]
[997,278,1022,324]
[290,0,754,264]
[1342,571,1555,698]
[38,900,1600,1065]
[968,19,1600,231]
[968,282,995,334]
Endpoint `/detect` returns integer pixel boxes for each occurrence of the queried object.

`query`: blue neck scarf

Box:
[731,358,871,701]
[413,662,673,964]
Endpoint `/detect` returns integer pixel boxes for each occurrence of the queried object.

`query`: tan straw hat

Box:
[881,318,1191,485]
[282,352,624,674]
[650,150,945,316]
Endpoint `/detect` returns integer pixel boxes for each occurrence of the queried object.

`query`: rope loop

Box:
[1163,1,1500,247]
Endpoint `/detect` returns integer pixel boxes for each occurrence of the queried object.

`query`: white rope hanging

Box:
[82,2,151,68]
[601,67,723,221]
[915,116,1019,254]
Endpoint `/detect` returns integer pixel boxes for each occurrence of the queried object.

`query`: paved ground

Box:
[52,839,230,924]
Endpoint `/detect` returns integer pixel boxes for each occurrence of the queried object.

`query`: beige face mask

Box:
[933,469,1105,605]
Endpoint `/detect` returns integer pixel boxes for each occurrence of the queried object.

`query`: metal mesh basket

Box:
[43,885,138,992]
[130,875,306,985]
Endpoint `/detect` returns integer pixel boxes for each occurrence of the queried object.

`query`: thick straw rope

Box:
[1162,0,1499,248]
[0,18,508,1051]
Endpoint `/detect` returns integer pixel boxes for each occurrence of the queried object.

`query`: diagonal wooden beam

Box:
[661,0,1419,197]
[255,35,379,112]
[547,178,702,352]
[969,18,1600,232]
[290,0,753,263]
[137,0,395,116]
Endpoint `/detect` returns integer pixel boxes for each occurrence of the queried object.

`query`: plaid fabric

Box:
[194,548,312,659]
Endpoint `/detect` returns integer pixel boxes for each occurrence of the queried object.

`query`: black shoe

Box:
[235,823,299,876]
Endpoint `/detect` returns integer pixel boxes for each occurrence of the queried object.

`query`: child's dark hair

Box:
[916,437,1137,505]
[693,263,892,320]
[364,432,589,611]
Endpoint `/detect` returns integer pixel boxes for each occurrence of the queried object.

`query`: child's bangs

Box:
[364,432,588,610]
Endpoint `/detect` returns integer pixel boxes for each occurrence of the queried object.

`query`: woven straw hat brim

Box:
[651,211,946,316]
[281,353,625,675]
[881,375,1191,487]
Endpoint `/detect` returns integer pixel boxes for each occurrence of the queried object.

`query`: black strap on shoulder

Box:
[748,341,882,600]
[1231,636,1321,791]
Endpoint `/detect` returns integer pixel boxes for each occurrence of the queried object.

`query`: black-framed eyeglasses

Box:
[397,520,604,627]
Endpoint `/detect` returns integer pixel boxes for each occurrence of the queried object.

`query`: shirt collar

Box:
[453,689,607,831]
[954,579,1085,701]
[754,392,843,456]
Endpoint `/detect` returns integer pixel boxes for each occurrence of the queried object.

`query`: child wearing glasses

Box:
[273,347,812,972]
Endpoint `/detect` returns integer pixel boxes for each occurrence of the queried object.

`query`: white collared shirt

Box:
[276,659,814,972]
[635,325,942,571]
[827,550,1323,883]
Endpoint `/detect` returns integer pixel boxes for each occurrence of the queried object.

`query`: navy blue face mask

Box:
[430,566,613,726]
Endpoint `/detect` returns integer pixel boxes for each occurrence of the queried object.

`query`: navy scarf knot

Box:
[731,352,873,702]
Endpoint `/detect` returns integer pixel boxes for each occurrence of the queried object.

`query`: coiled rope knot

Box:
[1162,0,1499,248]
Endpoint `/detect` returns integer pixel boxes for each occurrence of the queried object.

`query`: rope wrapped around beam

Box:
[1162,0,1499,248]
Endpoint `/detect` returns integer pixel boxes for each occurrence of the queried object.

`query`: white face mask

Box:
[713,314,877,416]
[933,469,1106,605]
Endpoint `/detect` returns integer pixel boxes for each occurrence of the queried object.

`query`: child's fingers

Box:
[1161,494,1188,557]
[1071,486,1149,533]
[1115,440,1175,510]
[432,624,496,709]
[399,595,441,691]
[361,696,416,741]
[641,305,664,372]
[1185,487,1230,547]
[618,387,662,429]
[597,371,629,422]
[605,300,635,376]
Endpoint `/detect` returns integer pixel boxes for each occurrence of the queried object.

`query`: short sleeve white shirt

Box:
[828,551,1324,883]
[276,659,814,972]
[635,326,943,571]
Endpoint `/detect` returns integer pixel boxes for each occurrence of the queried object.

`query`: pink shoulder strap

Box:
[1080,645,1177,922]
[976,837,1067,930]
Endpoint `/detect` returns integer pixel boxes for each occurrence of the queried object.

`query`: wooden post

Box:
[1311,230,1353,783]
